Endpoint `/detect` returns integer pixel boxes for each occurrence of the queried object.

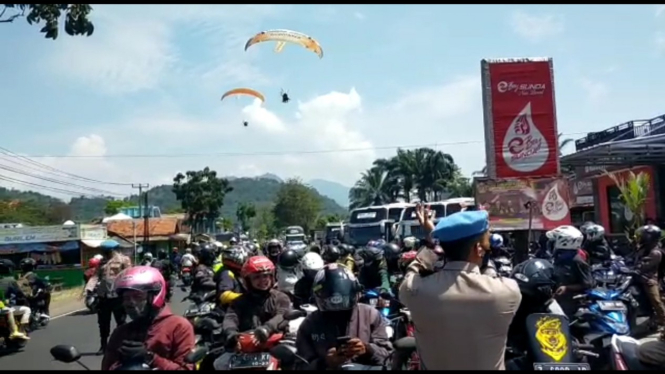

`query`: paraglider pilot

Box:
[280,89,290,103]
[243,121,248,127]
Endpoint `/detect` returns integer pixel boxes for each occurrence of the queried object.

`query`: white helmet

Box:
[403,236,417,249]
[93,254,104,261]
[185,247,192,254]
[546,225,583,250]
[301,252,324,272]
[585,224,605,242]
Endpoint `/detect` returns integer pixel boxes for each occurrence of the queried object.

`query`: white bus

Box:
[346,202,412,246]
[396,198,475,240]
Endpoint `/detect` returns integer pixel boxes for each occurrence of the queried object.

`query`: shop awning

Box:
[81,239,105,248]
[561,134,665,167]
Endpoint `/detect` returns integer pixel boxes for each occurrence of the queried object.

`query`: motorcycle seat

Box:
[394,337,416,352]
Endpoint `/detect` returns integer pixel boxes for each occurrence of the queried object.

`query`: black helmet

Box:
[313,264,360,312]
[266,239,282,257]
[0,259,15,274]
[20,257,37,271]
[511,258,557,304]
[199,243,216,266]
[322,245,342,264]
[309,245,321,255]
[278,249,299,270]
[382,243,401,261]
[358,246,383,266]
[157,249,168,260]
[636,225,662,248]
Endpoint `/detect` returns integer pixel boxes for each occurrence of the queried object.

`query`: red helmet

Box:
[88,257,101,268]
[241,255,275,278]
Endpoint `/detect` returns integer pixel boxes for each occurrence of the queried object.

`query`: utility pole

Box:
[132,183,150,251]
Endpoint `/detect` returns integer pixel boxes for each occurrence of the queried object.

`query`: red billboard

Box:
[481,58,560,179]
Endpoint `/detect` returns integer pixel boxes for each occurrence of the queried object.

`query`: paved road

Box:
[1,288,190,370]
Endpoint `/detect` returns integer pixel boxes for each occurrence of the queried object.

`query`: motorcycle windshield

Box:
[525,313,574,363]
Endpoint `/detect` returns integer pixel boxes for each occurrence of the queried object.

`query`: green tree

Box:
[350,147,461,207]
[172,167,233,233]
[0,199,71,225]
[216,217,234,232]
[252,206,276,240]
[104,199,132,215]
[235,202,257,232]
[273,178,322,232]
[1,4,94,39]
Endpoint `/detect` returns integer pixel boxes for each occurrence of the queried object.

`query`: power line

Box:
[0,146,133,185]
[0,174,116,198]
[0,164,124,197]
[1,132,589,159]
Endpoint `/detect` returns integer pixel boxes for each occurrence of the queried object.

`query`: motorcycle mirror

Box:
[184,346,208,364]
[50,344,81,363]
[283,309,307,321]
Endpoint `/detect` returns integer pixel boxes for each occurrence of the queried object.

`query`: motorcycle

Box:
[181,267,193,287]
[182,291,217,326]
[85,288,99,314]
[51,344,203,370]
[0,301,28,351]
[390,308,420,371]
[361,289,394,340]
[222,310,305,371]
[27,288,50,331]
[609,334,662,370]
[570,284,631,370]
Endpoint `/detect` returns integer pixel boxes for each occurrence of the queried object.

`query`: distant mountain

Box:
[0,177,348,224]
[308,179,350,208]
[258,173,283,183]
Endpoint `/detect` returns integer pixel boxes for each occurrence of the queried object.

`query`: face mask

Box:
[555,250,576,262]
[124,299,148,321]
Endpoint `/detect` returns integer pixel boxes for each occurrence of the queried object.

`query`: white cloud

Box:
[6,75,489,200]
[580,77,609,104]
[656,5,665,17]
[354,12,366,20]
[656,32,665,51]
[44,5,285,95]
[510,10,564,43]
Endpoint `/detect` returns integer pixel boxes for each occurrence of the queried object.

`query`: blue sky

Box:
[1,4,664,200]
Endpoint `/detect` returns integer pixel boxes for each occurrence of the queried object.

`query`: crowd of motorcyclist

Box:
[4,203,663,370]
[0,256,52,342]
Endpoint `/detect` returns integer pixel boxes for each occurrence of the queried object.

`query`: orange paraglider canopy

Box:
[221,88,265,102]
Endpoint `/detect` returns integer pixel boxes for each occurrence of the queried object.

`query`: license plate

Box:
[534,363,590,370]
[229,352,272,370]
[597,300,626,311]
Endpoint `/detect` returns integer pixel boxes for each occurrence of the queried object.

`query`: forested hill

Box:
[0,177,347,224]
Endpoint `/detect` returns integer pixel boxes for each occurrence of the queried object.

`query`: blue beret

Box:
[432,210,490,242]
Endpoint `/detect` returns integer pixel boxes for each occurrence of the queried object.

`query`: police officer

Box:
[399,208,521,370]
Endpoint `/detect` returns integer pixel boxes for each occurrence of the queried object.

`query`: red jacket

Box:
[102,306,195,370]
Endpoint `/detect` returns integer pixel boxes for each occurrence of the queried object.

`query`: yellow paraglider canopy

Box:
[221,88,265,103]
[245,29,323,59]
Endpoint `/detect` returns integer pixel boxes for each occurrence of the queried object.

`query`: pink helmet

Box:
[114,266,167,308]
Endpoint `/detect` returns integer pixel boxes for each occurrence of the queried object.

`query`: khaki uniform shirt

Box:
[400,261,521,370]
[86,252,132,299]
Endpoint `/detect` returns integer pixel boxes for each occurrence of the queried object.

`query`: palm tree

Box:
[348,167,392,209]
[473,133,575,176]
